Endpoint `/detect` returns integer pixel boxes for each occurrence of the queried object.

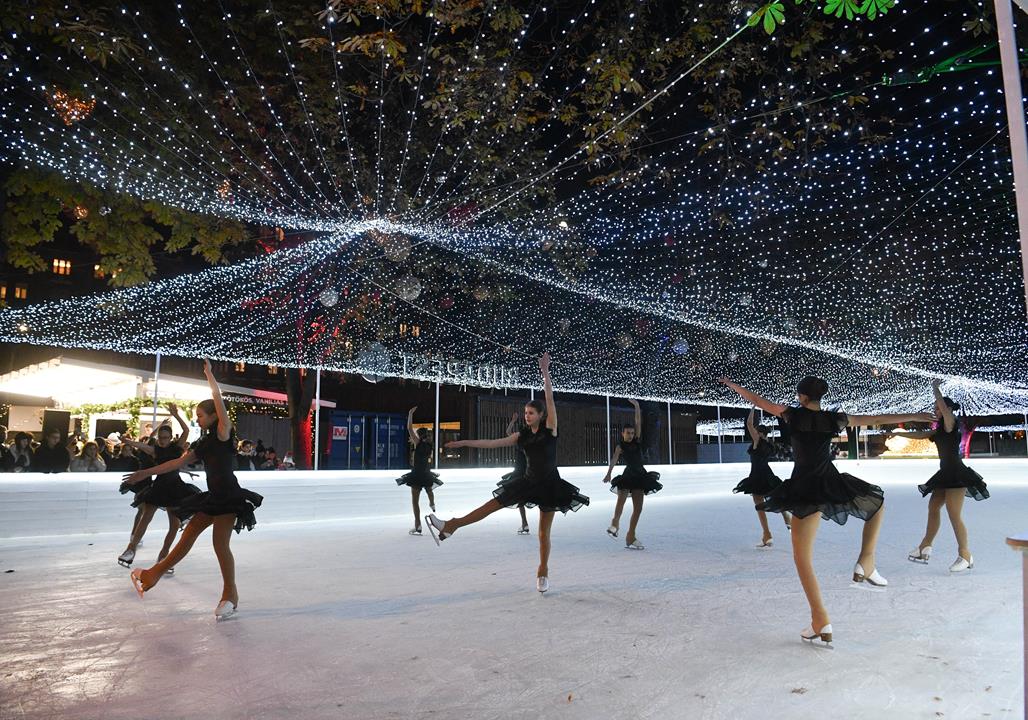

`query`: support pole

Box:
[1004,532,1028,720]
[995,0,1028,315]
[716,403,723,464]
[434,380,441,469]
[1024,413,1028,457]
[667,401,673,464]
[151,352,162,428]
[313,369,322,471]
[605,394,611,465]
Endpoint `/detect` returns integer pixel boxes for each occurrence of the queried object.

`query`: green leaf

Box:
[763,10,776,34]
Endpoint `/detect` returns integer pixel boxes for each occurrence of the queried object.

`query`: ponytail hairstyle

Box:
[196,399,217,435]
[756,424,770,437]
[416,427,429,441]
[525,398,547,427]
[796,376,829,403]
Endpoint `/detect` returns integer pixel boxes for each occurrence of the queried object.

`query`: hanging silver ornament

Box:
[319,288,339,307]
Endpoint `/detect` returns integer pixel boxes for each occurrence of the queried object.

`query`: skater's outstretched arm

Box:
[407,406,420,445]
[540,352,557,435]
[846,411,935,427]
[446,434,519,450]
[168,403,190,449]
[204,359,232,441]
[119,436,156,457]
[602,446,622,483]
[746,407,761,447]
[504,411,519,436]
[932,379,956,432]
[887,430,934,440]
[720,378,786,417]
[121,449,198,485]
[629,398,642,440]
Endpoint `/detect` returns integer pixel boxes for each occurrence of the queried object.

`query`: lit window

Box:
[52,259,72,275]
[93,264,105,279]
[412,325,421,338]
[14,285,27,300]
[234,361,246,372]
[0,286,6,300]
[267,365,279,375]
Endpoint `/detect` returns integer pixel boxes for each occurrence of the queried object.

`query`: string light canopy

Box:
[0,1,1026,414]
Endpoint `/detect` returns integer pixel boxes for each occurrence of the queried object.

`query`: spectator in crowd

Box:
[0,426,14,471]
[9,432,34,472]
[236,439,257,471]
[70,440,107,472]
[260,448,279,470]
[280,451,295,470]
[34,430,70,473]
[66,434,80,457]
[108,442,141,472]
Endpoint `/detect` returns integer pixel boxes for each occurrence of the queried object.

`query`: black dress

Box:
[759,406,883,525]
[120,443,201,513]
[493,427,589,513]
[732,438,782,496]
[169,432,264,532]
[395,441,442,489]
[918,422,989,501]
[609,439,663,494]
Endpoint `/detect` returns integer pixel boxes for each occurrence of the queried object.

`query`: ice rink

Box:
[1,460,1025,719]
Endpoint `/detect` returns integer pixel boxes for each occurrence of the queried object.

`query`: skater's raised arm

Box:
[932,379,956,433]
[602,445,622,483]
[204,359,232,441]
[846,411,935,427]
[505,411,519,436]
[629,398,642,440]
[720,378,786,417]
[121,449,198,485]
[168,403,190,449]
[540,352,557,435]
[407,406,420,445]
[446,435,519,450]
[746,407,761,447]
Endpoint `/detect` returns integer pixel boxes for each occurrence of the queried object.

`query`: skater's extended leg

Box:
[137,513,213,591]
[625,490,645,545]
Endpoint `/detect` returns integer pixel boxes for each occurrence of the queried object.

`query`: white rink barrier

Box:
[1,459,1026,538]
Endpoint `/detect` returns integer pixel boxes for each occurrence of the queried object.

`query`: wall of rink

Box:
[1,459,1025,538]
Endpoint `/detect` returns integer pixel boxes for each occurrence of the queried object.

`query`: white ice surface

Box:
[1,460,1025,719]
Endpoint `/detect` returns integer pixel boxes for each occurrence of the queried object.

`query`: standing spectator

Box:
[0,426,14,471]
[236,439,257,471]
[34,430,70,473]
[9,432,34,472]
[280,451,295,470]
[108,443,141,472]
[260,448,279,470]
[70,440,107,472]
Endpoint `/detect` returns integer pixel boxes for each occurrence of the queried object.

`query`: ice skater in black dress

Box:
[602,399,662,550]
[898,380,988,572]
[431,352,588,592]
[124,360,263,619]
[721,375,933,645]
[732,407,791,548]
[116,403,198,570]
[501,411,531,535]
[396,406,442,535]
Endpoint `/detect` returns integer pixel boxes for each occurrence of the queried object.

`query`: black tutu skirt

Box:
[758,470,883,525]
[610,468,663,495]
[493,472,589,514]
[395,469,443,490]
[124,474,201,512]
[170,489,264,533]
[732,467,782,497]
[918,465,989,501]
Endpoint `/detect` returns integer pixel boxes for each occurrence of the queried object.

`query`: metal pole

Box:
[434,380,441,469]
[667,401,673,464]
[313,369,321,471]
[995,0,1028,315]
[716,403,723,464]
[864,429,869,460]
[605,394,611,465]
[151,351,162,428]
[1024,413,1028,456]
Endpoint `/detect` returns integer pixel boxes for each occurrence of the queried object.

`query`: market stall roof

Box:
[0,357,335,410]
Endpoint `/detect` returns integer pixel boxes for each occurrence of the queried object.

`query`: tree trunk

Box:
[286,367,317,469]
